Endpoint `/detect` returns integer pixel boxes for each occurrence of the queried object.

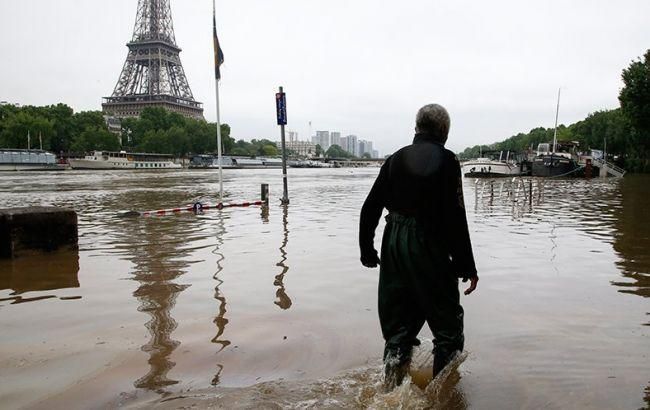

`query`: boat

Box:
[68,151,181,170]
[0,149,66,171]
[189,154,239,169]
[289,160,332,168]
[531,89,583,178]
[531,141,582,177]
[462,150,528,177]
[189,155,284,169]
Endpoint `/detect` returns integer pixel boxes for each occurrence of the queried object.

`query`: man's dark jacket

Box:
[359,132,477,279]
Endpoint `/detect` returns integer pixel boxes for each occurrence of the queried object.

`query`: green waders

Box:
[379,213,464,383]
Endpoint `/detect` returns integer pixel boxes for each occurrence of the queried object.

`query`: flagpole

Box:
[213,0,223,202]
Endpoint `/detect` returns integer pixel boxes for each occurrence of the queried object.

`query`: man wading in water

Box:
[359,104,479,389]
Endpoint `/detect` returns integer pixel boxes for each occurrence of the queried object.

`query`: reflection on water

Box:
[472,176,649,407]
[133,280,188,390]
[113,215,192,392]
[473,178,550,218]
[611,176,650,303]
[474,176,649,302]
[609,177,650,410]
[274,205,292,310]
[211,213,230,386]
[0,251,80,305]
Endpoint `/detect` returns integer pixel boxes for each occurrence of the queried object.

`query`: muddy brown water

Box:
[0,169,648,409]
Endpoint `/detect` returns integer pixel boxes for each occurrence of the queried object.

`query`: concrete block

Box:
[0,207,78,258]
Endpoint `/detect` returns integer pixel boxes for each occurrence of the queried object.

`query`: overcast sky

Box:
[1,0,649,154]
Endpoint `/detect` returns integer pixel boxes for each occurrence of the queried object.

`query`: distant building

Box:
[343,134,358,156]
[287,130,299,143]
[358,139,373,157]
[330,131,341,148]
[104,115,123,135]
[372,149,379,159]
[315,131,330,150]
[279,140,317,157]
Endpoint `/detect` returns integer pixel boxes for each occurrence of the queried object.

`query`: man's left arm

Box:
[443,155,478,283]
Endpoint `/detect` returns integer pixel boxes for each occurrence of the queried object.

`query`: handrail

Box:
[593,158,626,177]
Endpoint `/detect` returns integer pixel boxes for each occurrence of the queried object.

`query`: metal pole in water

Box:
[261,183,269,204]
[276,86,289,204]
[212,0,224,201]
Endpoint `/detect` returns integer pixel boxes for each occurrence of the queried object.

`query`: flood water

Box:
[0,169,648,409]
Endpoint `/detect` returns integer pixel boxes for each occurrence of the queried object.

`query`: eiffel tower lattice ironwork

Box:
[102,0,203,119]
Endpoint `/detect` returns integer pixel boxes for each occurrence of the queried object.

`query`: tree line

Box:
[0,104,283,158]
[458,49,649,173]
[0,103,115,153]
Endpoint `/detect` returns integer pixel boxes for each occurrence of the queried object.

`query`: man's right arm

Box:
[359,159,389,267]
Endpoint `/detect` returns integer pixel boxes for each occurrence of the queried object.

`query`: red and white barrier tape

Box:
[140,201,265,217]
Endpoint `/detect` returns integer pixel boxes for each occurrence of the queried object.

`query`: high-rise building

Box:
[315,131,330,150]
[344,135,358,156]
[339,136,348,151]
[330,132,341,148]
[358,140,367,157]
[356,140,373,157]
[372,150,379,159]
[287,130,299,143]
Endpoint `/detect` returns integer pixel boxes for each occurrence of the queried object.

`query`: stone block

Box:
[0,207,78,258]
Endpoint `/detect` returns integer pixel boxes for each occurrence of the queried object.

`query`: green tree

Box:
[325,144,353,158]
[47,104,75,153]
[70,127,120,153]
[0,111,54,149]
[619,50,650,132]
[72,111,106,135]
[260,144,278,156]
[220,124,233,153]
[167,126,190,156]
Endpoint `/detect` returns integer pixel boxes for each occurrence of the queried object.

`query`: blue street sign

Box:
[276,92,287,125]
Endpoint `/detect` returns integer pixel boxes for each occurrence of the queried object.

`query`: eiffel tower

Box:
[102,0,204,120]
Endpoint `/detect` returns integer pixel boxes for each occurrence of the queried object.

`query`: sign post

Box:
[276,86,289,204]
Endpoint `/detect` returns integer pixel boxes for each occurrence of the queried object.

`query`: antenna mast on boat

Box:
[552,88,561,153]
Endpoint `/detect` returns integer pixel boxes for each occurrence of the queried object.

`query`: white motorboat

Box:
[462,150,527,177]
